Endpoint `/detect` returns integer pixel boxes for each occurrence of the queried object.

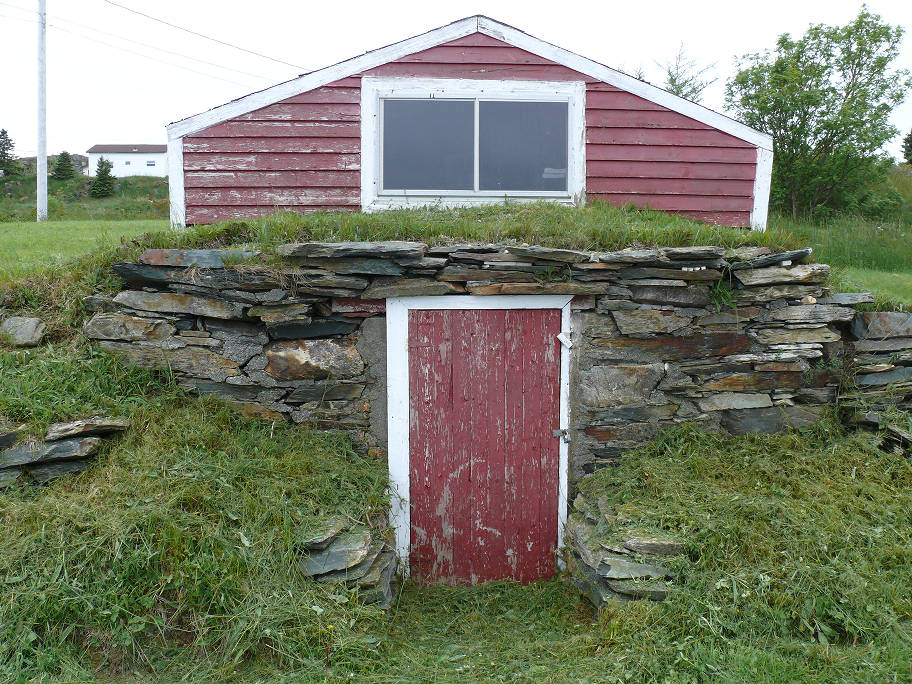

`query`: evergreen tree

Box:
[89,157,116,198]
[659,44,716,102]
[51,150,76,180]
[0,129,20,176]
[903,128,912,165]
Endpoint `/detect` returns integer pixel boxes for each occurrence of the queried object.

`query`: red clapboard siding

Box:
[587,160,756,180]
[185,187,359,205]
[183,32,760,226]
[408,308,561,585]
[182,153,360,171]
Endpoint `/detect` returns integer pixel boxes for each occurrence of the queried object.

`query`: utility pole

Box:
[36,0,47,222]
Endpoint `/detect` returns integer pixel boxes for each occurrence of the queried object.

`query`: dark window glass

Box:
[479,101,568,191]
[383,99,474,190]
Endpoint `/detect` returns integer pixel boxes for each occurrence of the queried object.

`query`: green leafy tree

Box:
[725,7,910,217]
[51,150,76,180]
[0,128,20,176]
[903,128,912,165]
[89,157,116,198]
[659,44,716,102]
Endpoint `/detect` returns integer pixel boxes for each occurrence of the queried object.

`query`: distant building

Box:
[86,144,168,177]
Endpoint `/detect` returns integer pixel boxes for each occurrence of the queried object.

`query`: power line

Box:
[103,0,307,70]
[0,0,274,81]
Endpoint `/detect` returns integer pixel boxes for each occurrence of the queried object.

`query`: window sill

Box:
[365,194,579,212]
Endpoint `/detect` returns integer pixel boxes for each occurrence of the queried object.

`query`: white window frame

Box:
[386,295,572,575]
[361,77,586,212]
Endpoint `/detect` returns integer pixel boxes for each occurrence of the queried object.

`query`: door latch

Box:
[552,428,571,443]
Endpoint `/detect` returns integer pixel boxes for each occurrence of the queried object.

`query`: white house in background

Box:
[85,144,168,177]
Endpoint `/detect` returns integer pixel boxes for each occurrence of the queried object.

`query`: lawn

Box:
[0,219,167,283]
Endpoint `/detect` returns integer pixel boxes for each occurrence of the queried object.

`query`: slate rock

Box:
[45,417,130,442]
[27,458,91,483]
[735,284,824,303]
[0,437,101,469]
[295,257,405,275]
[436,266,533,283]
[0,468,26,489]
[589,333,752,362]
[140,248,257,268]
[0,316,46,347]
[623,537,685,556]
[505,246,591,263]
[605,580,670,601]
[629,285,711,307]
[733,264,830,287]
[287,382,365,403]
[856,366,912,387]
[611,309,693,336]
[852,338,912,352]
[729,247,813,270]
[659,246,726,261]
[697,392,773,412]
[264,339,363,380]
[597,249,660,264]
[83,313,175,342]
[769,305,855,324]
[362,278,462,298]
[358,550,398,608]
[112,262,282,292]
[317,543,382,583]
[752,327,841,344]
[98,340,240,382]
[277,241,426,259]
[851,312,912,340]
[247,303,313,324]
[619,267,723,281]
[466,281,619,296]
[719,405,822,435]
[579,364,665,407]
[819,292,875,306]
[267,317,359,340]
[596,555,668,580]
[114,291,246,320]
[299,527,373,576]
[82,295,117,312]
[571,557,620,607]
[300,516,350,551]
[0,422,24,449]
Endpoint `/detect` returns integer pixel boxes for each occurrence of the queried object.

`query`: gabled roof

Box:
[167,15,771,149]
[87,144,167,153]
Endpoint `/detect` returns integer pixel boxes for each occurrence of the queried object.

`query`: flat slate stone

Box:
[856,366,912,386]
[277,241,426,259]
[98,340,240,382]
[466,281,618,296]
[852,312,912,340]
[287,382,365,403]
[45,418,130,442]
[819,292,875,305]
[605,580,670,601]
[316,543,383,583]
[597,249,660,264]
[267,317,359,340]
[735,284,824,303]
[0,437,101,469]
[623,537,685,556]
[596,555,668,580]
[0,423,24,449]
[659,246,726,261]
[83,313,175,342]
[27,459,91,484]
[629,285,711,307]
[114,291,246,320]
[1,316,46,347]
[579,364,665,407]
[247,303,313,324]
[619,267,723,281]
[752,327,841,344]
[299,527,373,576]
[733,263,830,287]
[697,392,773,412]
[264,339,363,381]
[729,247,813,270]
[437,266,536,283]
[361,278,462,298]
[0,468,26,489]
[505,246,591,263]
[769,305,855,323]
[852,338,912,352]
[719,405,822,435]
[112,263,282,292]
[590,333,752,362]
[611,309,693,336]
[139,249,257,268]
[296,257,405,276]
[300,516,349,551]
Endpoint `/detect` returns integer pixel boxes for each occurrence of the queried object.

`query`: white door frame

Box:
[385,294,573,575]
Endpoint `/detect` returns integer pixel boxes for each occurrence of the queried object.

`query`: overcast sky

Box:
[1,0,910,159]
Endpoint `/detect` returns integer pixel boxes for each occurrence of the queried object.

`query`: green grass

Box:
[0,219,166,283]
[0,174,169,223]
[1,358,909,682]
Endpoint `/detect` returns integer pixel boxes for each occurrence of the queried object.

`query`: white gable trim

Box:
[166,15,771,150]
[750,147,773,231]
[167,138,185,229]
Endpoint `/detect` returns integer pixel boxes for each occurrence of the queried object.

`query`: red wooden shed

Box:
[166,16,772,230]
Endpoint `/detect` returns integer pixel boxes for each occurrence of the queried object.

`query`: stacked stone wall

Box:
[82,242,912,482]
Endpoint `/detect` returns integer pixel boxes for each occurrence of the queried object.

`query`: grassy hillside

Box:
[0,173,168,222]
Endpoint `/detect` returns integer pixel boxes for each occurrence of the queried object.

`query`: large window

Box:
[362,78,584,210]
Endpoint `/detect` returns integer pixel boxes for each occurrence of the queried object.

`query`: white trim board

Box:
[167,138,185,229]
[750,147,773,231]
[360,77,586,212]
[166,15,771,149]
[385,295,572,576]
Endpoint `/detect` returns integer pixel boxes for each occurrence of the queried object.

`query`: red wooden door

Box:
[408,308,562,585]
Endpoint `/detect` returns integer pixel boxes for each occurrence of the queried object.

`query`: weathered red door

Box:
[408,308,562,585]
